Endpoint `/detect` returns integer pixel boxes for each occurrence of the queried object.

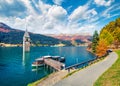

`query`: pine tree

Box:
[92,30,99,53]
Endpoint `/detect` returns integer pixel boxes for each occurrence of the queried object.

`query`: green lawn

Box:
[94,50,120,86]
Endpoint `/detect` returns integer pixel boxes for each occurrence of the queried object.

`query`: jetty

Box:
[32,56,65,71]
[44,58,65,71]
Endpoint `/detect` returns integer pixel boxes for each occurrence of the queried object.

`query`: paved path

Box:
[37,70,68,86]
[54,52,118,86]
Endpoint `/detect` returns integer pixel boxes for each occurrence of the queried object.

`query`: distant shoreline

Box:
[0,43,89,47]
[0,43,22,47]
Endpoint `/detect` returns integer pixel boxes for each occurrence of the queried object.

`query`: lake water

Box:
[0,46,95,86]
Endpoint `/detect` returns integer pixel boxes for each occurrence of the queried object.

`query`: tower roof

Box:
[24,29,30,38]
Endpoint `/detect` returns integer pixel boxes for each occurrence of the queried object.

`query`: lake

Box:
[0,46,95,86]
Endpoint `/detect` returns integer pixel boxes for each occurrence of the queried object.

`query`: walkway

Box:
[54,52,118,86]
[37,70,68,86]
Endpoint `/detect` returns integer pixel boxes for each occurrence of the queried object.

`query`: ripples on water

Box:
[0,46,95,86]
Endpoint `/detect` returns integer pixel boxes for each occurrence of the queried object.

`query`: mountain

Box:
[47,34,92,44]
[0,23,72,46]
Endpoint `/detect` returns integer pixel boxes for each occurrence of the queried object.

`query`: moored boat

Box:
[43,55,52,59]
[32,58,44,68]
[51,56,60,61]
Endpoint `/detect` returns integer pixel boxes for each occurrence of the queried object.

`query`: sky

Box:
[0,0,120,35]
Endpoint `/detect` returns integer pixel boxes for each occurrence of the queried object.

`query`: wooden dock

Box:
[44,58,65,71]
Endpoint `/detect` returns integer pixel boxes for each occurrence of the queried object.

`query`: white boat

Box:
[51,56,65,62]
[32,58,44,68]
[52,56,60,61]
[42,55,52,59]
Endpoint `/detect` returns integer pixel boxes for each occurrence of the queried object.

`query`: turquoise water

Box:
[0,46,95,86]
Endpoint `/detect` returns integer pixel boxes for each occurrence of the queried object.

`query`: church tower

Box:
[23,29,30,52]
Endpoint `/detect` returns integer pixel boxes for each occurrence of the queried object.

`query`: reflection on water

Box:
[22,52,30,66]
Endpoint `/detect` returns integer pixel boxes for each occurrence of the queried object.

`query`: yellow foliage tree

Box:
[100,29,114,45]
[96,39,108,57]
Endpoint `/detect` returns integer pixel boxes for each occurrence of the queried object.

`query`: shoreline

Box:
[0,43,22,47]
[0,43,88,47]
[27,50,111,86]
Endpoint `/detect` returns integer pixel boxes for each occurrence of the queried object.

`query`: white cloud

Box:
[0,0,14,4]
[21,0,37,16]
[91,9,98,15]
[69,5,88,21]
[6,0,14,4]
[3,3,68,34]
[69,4,97,23]
[53,0,63,5]
[47,5,67,21]
[78,24,97,35]
[0,0,27,17]
[38,1,52,14]
[0,0,109,35]
[83,9,98,20]
[102,4,119,18]
[94,0,114,6]
[43,22,54,29]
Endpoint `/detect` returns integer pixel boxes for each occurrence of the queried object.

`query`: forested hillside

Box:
[100,18,120,46]
[91,17,120,57]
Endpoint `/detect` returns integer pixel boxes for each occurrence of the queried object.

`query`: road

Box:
[54,52,118,86]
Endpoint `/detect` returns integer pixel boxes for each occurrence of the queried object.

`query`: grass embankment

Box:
[94,50,120,86]
[27,75,49,86]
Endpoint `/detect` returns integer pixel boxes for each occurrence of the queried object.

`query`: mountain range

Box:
[47,34,92,43]
[0,23,72,46]
[0,22,92,46]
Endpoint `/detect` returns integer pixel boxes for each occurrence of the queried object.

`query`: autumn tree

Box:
[113,27,120,48]
[96,39,108,57]
[99,17,120,49]
[115,18,120,27]
[100,29,114,45]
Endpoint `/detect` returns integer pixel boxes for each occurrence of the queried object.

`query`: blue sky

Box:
[0,0,120,35]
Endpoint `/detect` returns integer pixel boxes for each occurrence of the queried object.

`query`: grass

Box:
[27,75,49,86]
[94,50,120,86]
